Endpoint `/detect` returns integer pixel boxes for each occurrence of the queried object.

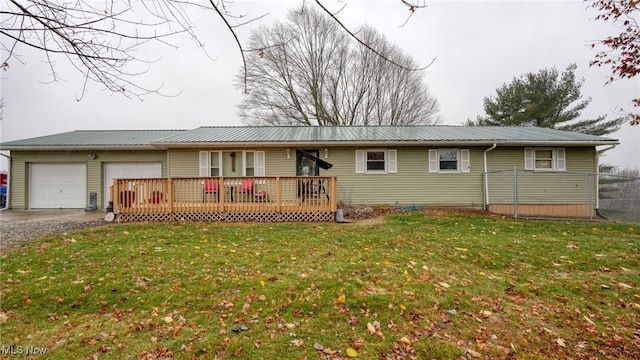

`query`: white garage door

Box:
[30,163,87,209]
[104,162,162,208]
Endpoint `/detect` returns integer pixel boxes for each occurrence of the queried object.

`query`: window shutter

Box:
[460,149,470,173]
[388,149,397,173]
[255,151,265,176]
[428,149,438,173]
[556,148,566,171]
[355,150,365,173]
[524,148,534,170]
[199,151,209,177]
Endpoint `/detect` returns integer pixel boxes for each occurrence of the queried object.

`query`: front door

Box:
[296,149,320,176]
[223,151,242,177]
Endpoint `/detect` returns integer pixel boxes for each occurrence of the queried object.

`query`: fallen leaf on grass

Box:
[336,294,346,304]
[291,339,304,347]
[346,347,358,357]
[466,349,482,358]
[367,322,376,334]
[439,282,450,289]
[583,315,595,326]
[556,338,566,348]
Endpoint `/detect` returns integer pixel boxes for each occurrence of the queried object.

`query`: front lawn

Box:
[0,210,638,359]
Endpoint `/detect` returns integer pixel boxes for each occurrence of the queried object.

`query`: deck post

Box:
[219,177,225,211]
[330,177,337,211]
[167,178,174,220]
[275,177,281,212]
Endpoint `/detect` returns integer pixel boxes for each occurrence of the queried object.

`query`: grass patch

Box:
[1,211,638,359]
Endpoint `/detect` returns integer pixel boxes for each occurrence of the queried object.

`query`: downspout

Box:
[483,144,497,211]
[595,144,618,219]
[0,152,10,211]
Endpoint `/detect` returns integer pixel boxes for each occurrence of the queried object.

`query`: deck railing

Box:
[109,176,337,222]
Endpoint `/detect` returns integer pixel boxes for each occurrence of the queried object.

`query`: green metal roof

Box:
[0,126,618,150]
[0,130,186,150]
[151,126,618,147]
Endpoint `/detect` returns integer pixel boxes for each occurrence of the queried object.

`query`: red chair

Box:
[234,179,254,201]
[203,178,219,201]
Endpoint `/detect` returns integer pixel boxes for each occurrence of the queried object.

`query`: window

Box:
[439,150,458,171]
[367,151,386,172]
[199,151,265,176]
[524,148,565,171]
[210,151,221,176]
[429,149,470,173]
[355,149,397,174]
[534,149,553,170]
[245,152,255,176]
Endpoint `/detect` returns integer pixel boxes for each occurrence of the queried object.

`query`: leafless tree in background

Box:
[0,0,429,101]
[237,6,440,126]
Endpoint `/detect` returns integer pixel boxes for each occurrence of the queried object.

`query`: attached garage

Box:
[30,163,87,209]
[103,162,162,208]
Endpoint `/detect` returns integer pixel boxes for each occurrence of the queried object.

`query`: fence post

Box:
[589,173,593,220]
[513,167,518,219]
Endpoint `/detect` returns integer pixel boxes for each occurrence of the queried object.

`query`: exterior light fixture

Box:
[286,148,291,159]
[324,148,329,159]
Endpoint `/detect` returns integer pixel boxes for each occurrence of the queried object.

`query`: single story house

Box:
[0,125,618,220]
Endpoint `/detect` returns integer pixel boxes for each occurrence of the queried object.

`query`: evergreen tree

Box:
[467,64,624,135]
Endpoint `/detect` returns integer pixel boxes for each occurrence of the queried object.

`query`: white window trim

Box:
[199,150,265,177]
[428,148,470,173]
[355,149,397,174]
[524,147,565,172]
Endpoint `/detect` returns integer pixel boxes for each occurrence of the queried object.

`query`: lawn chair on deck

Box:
[234,179,254,202]
[203,178,219,202]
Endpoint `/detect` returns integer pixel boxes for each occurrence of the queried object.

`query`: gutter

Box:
[483,143,498,210]
[0,151,10,211]
[594,143,619,219]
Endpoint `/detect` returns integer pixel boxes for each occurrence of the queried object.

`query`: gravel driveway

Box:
[0,210,109,253]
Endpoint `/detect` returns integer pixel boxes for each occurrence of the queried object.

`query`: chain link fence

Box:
[484,169,639,222]
[598,172,640,223]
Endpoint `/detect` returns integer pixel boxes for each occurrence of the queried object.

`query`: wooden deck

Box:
[109,176,337,223]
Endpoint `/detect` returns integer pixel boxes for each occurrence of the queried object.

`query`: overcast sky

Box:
[1,0,638,172]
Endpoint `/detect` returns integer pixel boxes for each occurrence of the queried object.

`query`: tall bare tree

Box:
[237,6,440,126]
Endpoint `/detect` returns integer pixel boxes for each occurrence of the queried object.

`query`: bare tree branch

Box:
[314,0,435,72]
[237,6,441,126]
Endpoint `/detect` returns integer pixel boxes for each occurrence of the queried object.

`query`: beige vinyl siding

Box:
[486,147,596,205]
[9,150,167,210]
[168,150,200,177]
[265,149,297,176]
[325,147,485,207]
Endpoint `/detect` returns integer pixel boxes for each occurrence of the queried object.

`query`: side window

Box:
[355,149,397,174]
[366,151,386,172]
[429,149,470,173]
[439,150,458,171]
[524,148,565,171]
